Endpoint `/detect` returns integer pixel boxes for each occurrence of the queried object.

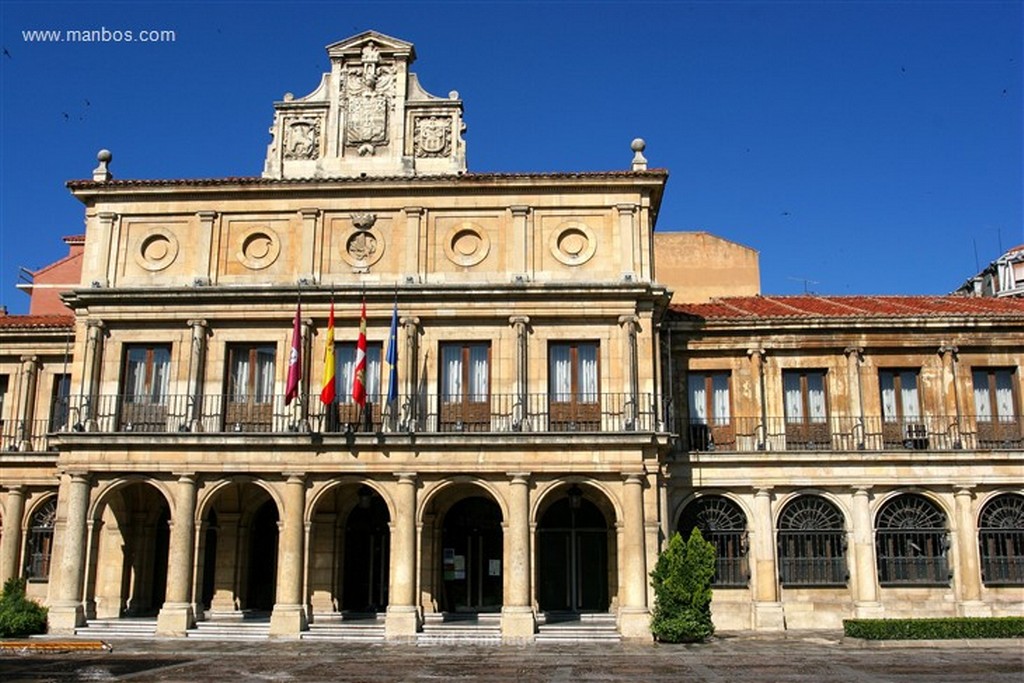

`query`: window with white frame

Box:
[783,370,828,424]
[334,342,382,403]
[879,370,921,423]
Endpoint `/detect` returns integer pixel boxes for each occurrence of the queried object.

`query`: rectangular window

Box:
[440,342,490,431]
[120,344,171,432]
[879,369,926,448]
[331,342,382,431]
[687,371,733,449]
[782,370,830,449]
[973,368,1021,447]
[226,343,276,431]
[549,342,600,431]
[49,374,71,432]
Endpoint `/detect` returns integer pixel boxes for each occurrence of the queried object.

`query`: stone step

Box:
[302,617,386,642]
[74,619,157,638]
[187,620,270,640]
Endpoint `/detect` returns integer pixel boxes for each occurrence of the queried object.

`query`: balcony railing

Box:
[41,391,666,437]
[684,415,1024,452]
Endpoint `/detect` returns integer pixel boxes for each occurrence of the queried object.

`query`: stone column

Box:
[619,473,650,639]
[509,317,530,431]
[49,473,91,632]
[386,473,418,638]
[16,356,40,451]
[502,473,534,639]
[186,320,208,432]
[618,315,640,430]
[953,485,990,616]
[80,321,105,430]
[751,487,784,629]
[0,486,26,585]
[157,474,198,634]
[400,317,420,431]
[850,486,883,617]
[270,474,308,635]
[844,347,865,448]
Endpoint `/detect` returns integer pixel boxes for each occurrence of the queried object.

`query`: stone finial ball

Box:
[630,138,646,153]
[449,90,459,100]
[97,149,112,162]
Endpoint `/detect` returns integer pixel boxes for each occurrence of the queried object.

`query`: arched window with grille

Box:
[25,497,57,581]
[875,494,949,585]
[678,495,748,586]
[777,495,848,585]
[978,493,1024,586]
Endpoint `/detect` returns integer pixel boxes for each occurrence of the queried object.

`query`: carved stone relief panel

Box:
[341,40,396,155]
[134,228,181,272]
[333,213,387,272]
[282,117,322,160]
[413,116,451,157]
[121,219,188,283]
[221,218,292,279]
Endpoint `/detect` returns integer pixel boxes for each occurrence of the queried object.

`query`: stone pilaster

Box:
[616,203,637,279]
[298,208,320,283]
[747,348,767,449]
[16,356,40,451]
[194,211,217,282]
[186,320,208,432]
[403,207,424,278]
[953,486,990,616]
[48,473,91,632]
[400,317,420,430]
[509,317,530,431]
[509,205,530,279]
[157,475,198,635]
[0,486,26,585]
[386,473,419,638]
[618,315,640,430]
[751,487,784,630]
[271,474,308,635]
[502,473,534,640]
[80,321,105,430]
[939,345,963,447]
[618,473,650,639]
[844,347,865,448]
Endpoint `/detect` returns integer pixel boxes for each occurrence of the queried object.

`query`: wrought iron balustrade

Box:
[684,414,1024,453]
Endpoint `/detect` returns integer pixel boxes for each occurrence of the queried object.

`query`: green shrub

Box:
[0,577,48,637]
[650,529,716,643]
[843,617,1024,640]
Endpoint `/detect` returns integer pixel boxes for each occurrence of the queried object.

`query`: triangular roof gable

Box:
[326,30,416,61]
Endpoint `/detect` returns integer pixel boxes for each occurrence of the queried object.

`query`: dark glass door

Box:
[441,497,503,611]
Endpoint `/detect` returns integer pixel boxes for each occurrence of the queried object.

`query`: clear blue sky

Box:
[1,1,1021,314]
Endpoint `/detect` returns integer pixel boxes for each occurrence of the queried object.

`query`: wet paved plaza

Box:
[1,632,1021,682]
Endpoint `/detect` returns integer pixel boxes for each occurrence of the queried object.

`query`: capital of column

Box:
[187,319,209,331]
[174,473,198,487]
[196,210,218,221]
[746,347,766,362]
[953,484,975,498]
[403,206,424,217]
[298,207,321,218]
[754,486,774,498]
[615,203,638,216]
[509,316,530,327]
[850,485,873,497]
[4,484,26,496]
[96,212,117,225]
[938,344,959,359]
[396,472,417,486]
[843,346,864,361]
[20,354,40,367]
[508,473,531,486]
[509,205,531,217]
[623,472,645,486]
[618,314,639,331]
[283,473,306,486]
[86,319,106,333]
[400,316,420,330]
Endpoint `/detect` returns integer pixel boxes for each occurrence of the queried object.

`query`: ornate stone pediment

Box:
[263,31,466,179]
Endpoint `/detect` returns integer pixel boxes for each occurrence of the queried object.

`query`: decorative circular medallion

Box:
[443,224,490,267]
[237,228,281,270]
[339,228,385,269]
[550,221,596,266]
[134,229,179,272]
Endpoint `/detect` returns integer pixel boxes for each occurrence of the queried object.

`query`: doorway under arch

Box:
[440,496,503,612]
[537,484,612,613]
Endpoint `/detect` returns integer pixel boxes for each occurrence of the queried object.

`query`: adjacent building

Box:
[0,31,1021,641]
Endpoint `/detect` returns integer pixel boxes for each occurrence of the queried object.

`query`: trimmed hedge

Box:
[843,617,1024,640]
[0,578,48,638]
[650,529,716,643]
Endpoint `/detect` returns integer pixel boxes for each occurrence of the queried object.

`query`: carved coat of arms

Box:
[415,116,451,157]
[343,41,394,150]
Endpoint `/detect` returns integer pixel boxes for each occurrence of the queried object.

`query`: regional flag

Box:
[385,299,399,404]
[320,299,336,405]
[284,300,302,405]
[351,298,368,408]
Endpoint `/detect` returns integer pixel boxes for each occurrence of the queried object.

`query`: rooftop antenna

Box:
[972,238,980,272]
[786,276,820,294]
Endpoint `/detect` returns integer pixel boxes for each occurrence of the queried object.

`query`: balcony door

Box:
[973,368,1021,447]
[783,370,829,448]
[226,344,275,431]
[120,345,171,432]
[440,342,490,431]
[687,371,733,450]
[331,342,382,431]
[879,370,923,448]
[549,342,600,431]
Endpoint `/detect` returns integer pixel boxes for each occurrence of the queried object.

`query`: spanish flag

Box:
[319,299,335,405]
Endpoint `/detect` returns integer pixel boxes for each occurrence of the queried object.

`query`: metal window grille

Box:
[978,494,1024,586]
[777,496,848,586]
[679,495,749,587]
[875,494,950,586]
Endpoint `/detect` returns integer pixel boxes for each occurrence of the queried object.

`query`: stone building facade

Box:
[0,31,1021,641]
